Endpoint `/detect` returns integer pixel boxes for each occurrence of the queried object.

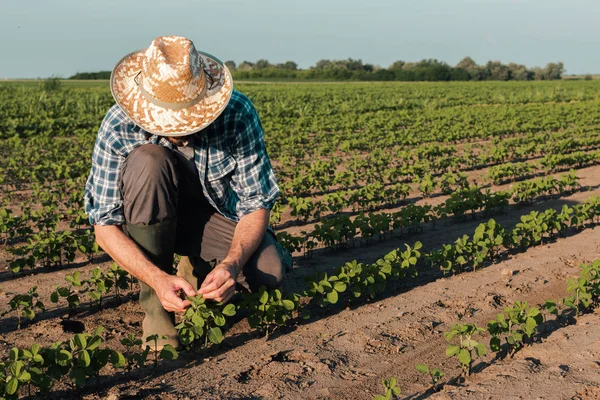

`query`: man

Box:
[84,36,290,350]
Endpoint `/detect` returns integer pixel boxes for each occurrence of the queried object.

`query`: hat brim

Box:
[110,50,233,137]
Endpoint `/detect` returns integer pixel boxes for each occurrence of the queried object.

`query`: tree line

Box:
[69,57,565,81]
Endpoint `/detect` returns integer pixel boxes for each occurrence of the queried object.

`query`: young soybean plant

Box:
[175,295,236,348]
[374,376,401,400]
[144,335,179,367]
[240,286,299,337]
[1,286,45,329]
[50,271,84,311]
[415,364,445,388]
[487,301,542,356]
[119,334,149,372]
[304,272,348,307]
[444,323,487,378]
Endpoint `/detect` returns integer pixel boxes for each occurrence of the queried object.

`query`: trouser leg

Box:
[121,144,179,348]
[178,212,286,293]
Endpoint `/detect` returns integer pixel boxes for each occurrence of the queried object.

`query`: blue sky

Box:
[1,0,598,78]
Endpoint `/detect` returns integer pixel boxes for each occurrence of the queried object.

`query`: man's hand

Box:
[198,262,239,303]
[151,273,197,313]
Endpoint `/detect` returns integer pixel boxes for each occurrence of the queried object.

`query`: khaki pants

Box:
[121,144,287,342]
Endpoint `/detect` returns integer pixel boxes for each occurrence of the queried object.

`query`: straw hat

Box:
[110,36,233,137]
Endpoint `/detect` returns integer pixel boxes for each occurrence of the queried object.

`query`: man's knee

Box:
[123,144,177,187]
[245,238,285,291]
[122,144,179,225]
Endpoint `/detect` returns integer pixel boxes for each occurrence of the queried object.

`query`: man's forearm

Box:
[221,208,270,275]
[93,224,168,289]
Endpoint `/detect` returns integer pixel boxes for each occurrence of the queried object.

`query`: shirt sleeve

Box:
[84,111,127,226]
[230,101,280,218]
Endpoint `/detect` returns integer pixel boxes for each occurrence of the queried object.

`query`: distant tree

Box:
[456,57,483,80]
[507,63,533,81]
[456,56,478,70]
[254,59,272,69]
[544,62,565,80]
[486,61,510,81]
[276,61,298,70]
[224,60,237,71]
[388,61,406,70]
[313,59,331,69]
[584,74,593,81]
[237,61,254,71]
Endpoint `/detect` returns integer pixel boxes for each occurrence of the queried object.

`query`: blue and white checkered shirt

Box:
[84,90,279,225]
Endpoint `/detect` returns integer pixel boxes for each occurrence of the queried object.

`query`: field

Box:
[1,80,600,399]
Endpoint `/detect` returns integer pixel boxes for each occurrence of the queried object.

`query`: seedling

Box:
[144,335,179,368]
[415,364,445,387]
[119,334,147,372]
[241,286,298,337]
[487,301,542,356]
[444,323,487,378]
[304,272,348,307]
[51,271,84,311]
[175,295,236,347]
[2,286,45,329]
[374,376,401,400]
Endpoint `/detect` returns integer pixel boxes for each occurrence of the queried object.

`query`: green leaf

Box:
[222,303,236,316]
[525,317,538,334]
[326,290,339,304]
[87,335,102,351]
[213,313,226,327]
[50,291,59,303]
[78,350,91,367]
[457,349,471,365]
[259,290,269,305]
[446,345,460,357]
[415,364,429,374]
[9,347,18,361]
[474,343,487,357]
[6,377,19,395]
[282,299,295,311]
[333,281,347,293]
[160,344,179,360]
[207,327,223,345]
[57,349,72,366]
[110,351,126,368]
[73,334,87,349]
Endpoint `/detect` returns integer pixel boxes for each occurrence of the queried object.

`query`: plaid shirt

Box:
[84,90,279,226]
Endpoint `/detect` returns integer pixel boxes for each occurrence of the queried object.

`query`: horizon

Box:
[1,0,599,79]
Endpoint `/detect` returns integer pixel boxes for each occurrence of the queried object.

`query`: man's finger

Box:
[198,274,224,294]
[200,271,216,289]
[164,291,188,312]
[202,278,235,300]
[176,278,197,297]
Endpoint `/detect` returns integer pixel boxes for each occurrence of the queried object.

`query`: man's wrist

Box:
[146,268,169,289]
[221,258,242,276]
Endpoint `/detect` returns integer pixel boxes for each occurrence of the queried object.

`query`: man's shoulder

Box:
[99,104,141,140]
[223,90,256,119]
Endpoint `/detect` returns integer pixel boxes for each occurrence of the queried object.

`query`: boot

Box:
[126,220,180,351]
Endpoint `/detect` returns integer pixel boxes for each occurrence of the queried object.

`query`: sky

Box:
[1,0,598,78]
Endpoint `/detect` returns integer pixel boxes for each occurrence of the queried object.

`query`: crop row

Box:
[273,170,580,226]
[275,171,582,254]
